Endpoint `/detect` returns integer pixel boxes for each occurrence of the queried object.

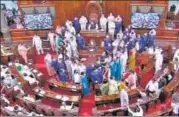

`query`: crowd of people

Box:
[1,13,179,116]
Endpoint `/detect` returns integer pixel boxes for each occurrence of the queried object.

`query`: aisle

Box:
[78,84,95,116]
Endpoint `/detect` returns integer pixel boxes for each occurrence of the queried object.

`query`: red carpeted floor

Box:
[34,50,95,116]
[33,48,155,116]
[78,84,95,116]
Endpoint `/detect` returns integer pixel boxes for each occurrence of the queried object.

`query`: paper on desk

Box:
[39,90,45,95]
[81,58,87,61]
[61,96,69,101]
[37,73,43,77]
[72,85,76,89]
[24,65,28,70]
[33,69,38,73]
[55,95,62,99]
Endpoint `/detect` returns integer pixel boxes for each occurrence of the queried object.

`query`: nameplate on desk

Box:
[55,95,62,99]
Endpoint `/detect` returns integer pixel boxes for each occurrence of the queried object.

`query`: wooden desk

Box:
[47,78,82,93]
[16,94,79,116]
[164,70,179,93]
[79,48,104,65]
[95,95,158,115]
[33,87,81,106]
[146,107,173,116]
[95,87,144,105]
[31,68,46,86]
[81,31,106,44]
[8,63,28,86]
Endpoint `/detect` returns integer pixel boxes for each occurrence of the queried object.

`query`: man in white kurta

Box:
[79,16,88,31]
[32,34,44,55]
[67,22,76,36]
[100,14,107,31]
[44,53,53,76]
[69,36,78,58]
[56,25,61,35]
[48,31,55,51]
[120,49,128,73]
[120,88,129,107]
[65,42,72,59]
[107,13,115,22]
[155,50,163,73]
[108,21,115,38]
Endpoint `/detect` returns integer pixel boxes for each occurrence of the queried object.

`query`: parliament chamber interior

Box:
[1,0,179,116]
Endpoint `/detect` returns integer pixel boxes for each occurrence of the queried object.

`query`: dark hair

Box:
[159,91,167,103]
[81,72,85,76]
[103,79,108,84]
[23,73,27,76]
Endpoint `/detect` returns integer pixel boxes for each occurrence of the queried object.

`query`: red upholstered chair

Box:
[54,110,62,116]
[36,105,43,114]
[117,111,125,116]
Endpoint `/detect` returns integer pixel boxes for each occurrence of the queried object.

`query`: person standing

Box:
[73,17,81,34]
[47,31,55,51]
[32,34,44,55]
[120,87,129,108]
[17,43,29,63]
[100,14,107,31]
[44,53,54,76]
[79,16,88,31]
[81,72,90,96]
[76,33,85,49]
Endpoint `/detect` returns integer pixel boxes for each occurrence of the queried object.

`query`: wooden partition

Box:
[10,0,178,42]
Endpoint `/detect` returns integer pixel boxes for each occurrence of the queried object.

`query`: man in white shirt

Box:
[44,53,53,76]
[145,78,159,97]
[120,88,129,108]
[79,16,88,31]
[173,48,179,71]
[22,72,39,85]
[127,103,143,116]
[100,14,107,31]
[67,22,76,36]
[107,13,115,22]
[32,34,44,55]
[108,21,115,38]
[69,36,78,58]
[155,50,164,73]
[48,31,56,51]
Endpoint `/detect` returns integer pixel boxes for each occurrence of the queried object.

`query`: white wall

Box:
[1,0,18,10]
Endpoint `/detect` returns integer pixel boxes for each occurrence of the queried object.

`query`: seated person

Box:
[156,91,171,114]
[60,102,74,111]
[127,103,144,116]
[171,87,179,115]
[88,21,99,31]
[137,91,148,104]
[158,67,174,89]
[22,72,39,85]
[145,78,159,97]
[22,93,35,102]
[88,39,97,51]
